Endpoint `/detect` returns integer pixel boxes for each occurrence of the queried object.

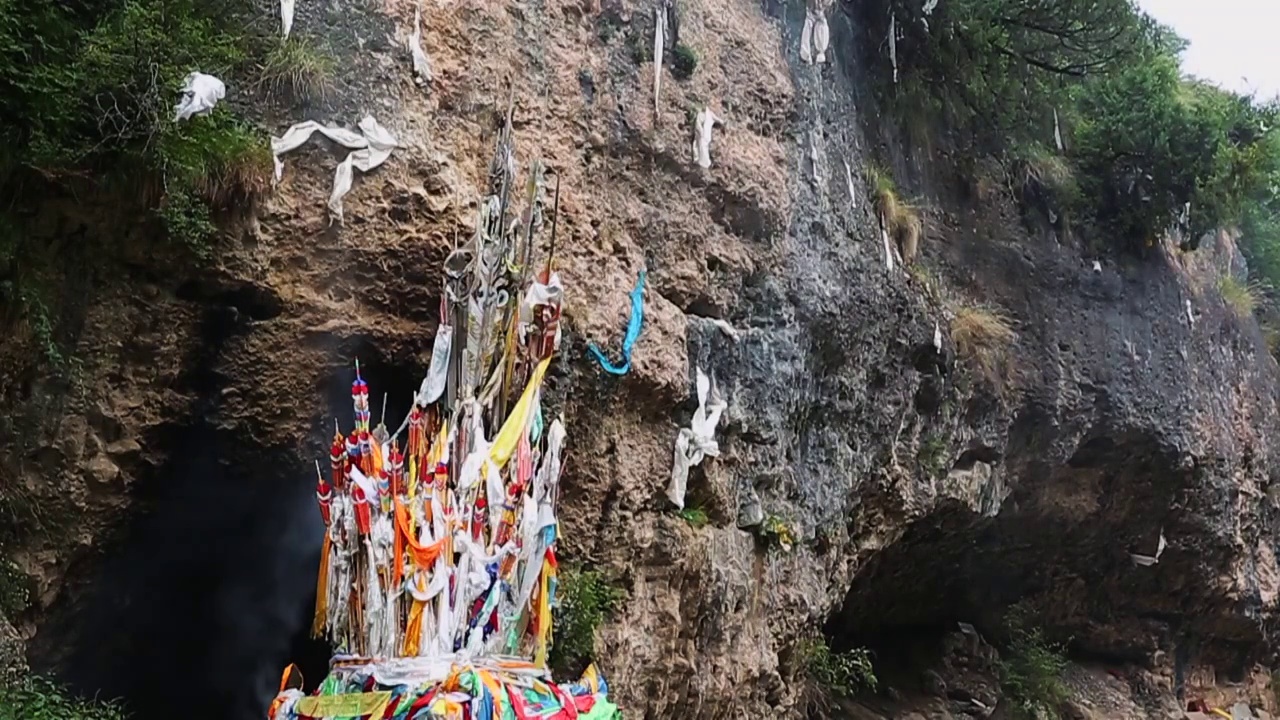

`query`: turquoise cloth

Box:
[588,271,646,375]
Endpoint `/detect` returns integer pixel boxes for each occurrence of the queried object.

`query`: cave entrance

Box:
[31,343,425,720]
[35,420,332,720]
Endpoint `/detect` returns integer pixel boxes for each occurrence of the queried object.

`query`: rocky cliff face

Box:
[4,0,1280,718]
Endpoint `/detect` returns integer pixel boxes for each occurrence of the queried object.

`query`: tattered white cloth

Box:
[271,116,398,223]
[889,13,899,84]
[653,4,666,117]
[409,3,433,85]
[281,0,294,37]
[668,367,727,509]
[173,72,225,122]
[800,1,830,64]
[692,108,722,169]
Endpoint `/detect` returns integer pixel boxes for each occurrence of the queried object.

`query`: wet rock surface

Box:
[0,0,1278,719]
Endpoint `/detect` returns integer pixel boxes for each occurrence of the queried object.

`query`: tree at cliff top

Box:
[879,0,1280,253]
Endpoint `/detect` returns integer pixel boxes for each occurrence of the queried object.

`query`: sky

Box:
[1134,0,1280,100]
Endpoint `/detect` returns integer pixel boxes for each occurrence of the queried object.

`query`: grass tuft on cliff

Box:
[258,36,336,104]
[1007,142,1077,202]
[869,167,923,264]
[549,566,624,678]
[0,676,128,720]
[1219,275,1259,318]
[951,305,1017,391]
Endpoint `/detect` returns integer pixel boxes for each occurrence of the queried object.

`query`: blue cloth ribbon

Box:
[588,270,646,375]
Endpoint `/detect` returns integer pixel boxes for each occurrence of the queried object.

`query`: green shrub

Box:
[799,638,878,696]
[0,676,128,720]
[1237,135,1280,288]
[550,566,624,676]
[671,44,697,80]
[1006,142,1077,203]
[759,514,797,551]
[998,611,1070,719]
[14,289,63,369]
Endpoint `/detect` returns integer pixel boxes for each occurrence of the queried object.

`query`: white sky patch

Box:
[1135,0,1280,100]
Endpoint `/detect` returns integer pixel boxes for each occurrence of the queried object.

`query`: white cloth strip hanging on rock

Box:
[813,6,830,64]
[281,0,295,38]
[667,367,727,509]
[844,159,858,208]
[692,108,722,169]
[271,116,398,224]
[1130,529,1167,567]
[653,5,666,118]
[809,129,821,184]
[174,72,225,122]
[889,14,898,84]
[800,10,814,64]
[881,215,896,271]
[410,3,433,85]
[801,1,830,64]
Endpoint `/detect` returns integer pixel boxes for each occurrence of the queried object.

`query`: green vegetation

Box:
[0,0,280,368]
[1219,275,1259,318]
[0,676,128,719]
[917,434,949,477]
[797,637,877,715]
[1239,165,1280,292]
[11,289,64,369]
[878,0,1280,254]
[998,610,1070,719]
[549,566,624,676]
[677,507,709,528]
[258,36,335,104]
[759,514,797,551]
[800,640,877,695]
[671,44,698,80]
[0,557,29,618]
[0,0,263,178]
[1005,141,1079,208]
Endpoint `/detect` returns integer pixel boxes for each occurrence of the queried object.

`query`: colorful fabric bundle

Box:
[270,102,620,720]
[269,659,618,720]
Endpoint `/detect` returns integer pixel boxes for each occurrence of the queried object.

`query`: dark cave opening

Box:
[41,420,330,720]
[31,324,426,719]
